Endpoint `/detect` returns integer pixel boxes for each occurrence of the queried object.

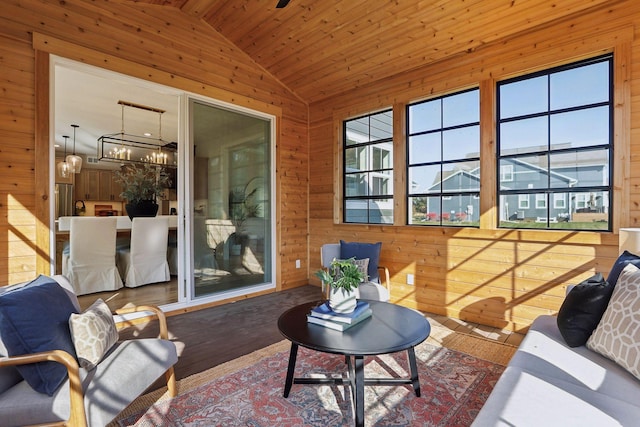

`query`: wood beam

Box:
[34,49,50,275]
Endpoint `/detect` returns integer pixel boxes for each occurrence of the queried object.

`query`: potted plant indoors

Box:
[315,257,364,313]
[114,163,171,219]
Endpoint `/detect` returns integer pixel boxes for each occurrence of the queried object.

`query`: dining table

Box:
[56,215,178,233]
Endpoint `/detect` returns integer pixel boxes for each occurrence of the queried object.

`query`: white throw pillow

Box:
[353,258,369,282]
[587,263,640,380]
[69,298,119,370]
[334,258,369,282]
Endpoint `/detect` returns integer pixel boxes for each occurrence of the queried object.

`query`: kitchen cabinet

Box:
[99,170,123,201]
[75,169,100,200]
[75,169,123,201]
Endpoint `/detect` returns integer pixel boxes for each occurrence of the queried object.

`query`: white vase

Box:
[329,286,357,313]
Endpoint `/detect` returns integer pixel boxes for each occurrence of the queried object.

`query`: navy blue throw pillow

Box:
[340,240,382,283]
[607,250,640,286]
[0,275,79,395]
[557,273,614,348]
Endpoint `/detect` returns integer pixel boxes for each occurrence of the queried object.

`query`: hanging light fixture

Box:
[66,124,83,173]
[98,100,176,168]
[56,135,70,178]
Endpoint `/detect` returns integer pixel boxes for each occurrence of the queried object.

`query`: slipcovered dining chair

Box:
[62,217,123,295]
[320,240,390,302]
[117,216,170,287]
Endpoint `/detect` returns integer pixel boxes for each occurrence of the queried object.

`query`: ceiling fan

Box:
[276,0,290,8]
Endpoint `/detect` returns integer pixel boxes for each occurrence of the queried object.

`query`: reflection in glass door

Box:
[191,100,272,297]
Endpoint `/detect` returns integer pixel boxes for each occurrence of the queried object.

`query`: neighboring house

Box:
[498,158,607,222]
[419,157,607,222]
[420,168,480,221]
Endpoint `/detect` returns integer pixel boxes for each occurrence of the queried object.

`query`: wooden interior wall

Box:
[309,1,639,332]
[0,0,309,289]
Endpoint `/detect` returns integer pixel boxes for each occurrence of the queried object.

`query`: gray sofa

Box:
[472,314,640,426]
[0,275,178,427]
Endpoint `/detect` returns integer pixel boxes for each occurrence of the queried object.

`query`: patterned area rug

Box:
[117,340,505,426]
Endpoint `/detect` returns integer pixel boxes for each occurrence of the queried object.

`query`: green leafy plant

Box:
[229,186,260,232]
[314,258,363,292]
[114,163,170,204]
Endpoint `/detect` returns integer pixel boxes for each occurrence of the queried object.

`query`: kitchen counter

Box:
[56,215,178,232]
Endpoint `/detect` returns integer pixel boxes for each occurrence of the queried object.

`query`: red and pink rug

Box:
[118,341,503,426]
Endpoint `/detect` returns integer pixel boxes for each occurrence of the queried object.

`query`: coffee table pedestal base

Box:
[283,343,422,427]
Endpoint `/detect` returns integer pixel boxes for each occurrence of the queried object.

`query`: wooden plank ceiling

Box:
[128,0,616,104]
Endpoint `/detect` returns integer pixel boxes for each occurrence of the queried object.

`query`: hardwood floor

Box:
[118,284,325,381]
[77,279,179,312]
[117,284,525,387]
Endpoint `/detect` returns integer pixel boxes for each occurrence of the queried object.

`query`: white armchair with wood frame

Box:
[0,275,177,427]
[320,242,391,302]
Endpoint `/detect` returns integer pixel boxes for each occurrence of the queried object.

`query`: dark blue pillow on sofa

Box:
[557,273,614,348]
[607,250,640,286]
[340,240,382,283]
[0,275,79,395]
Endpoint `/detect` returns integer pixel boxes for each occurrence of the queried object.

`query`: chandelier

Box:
[56,135,70,178]
[98,100,176,168]
[66,124,83,173]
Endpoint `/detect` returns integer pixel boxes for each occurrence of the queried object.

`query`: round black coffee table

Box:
[278,300,431,427]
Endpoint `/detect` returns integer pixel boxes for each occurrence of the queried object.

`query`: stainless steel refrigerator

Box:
[55,183,74,219]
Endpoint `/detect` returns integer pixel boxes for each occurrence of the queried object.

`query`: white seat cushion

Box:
[356,281,390,302]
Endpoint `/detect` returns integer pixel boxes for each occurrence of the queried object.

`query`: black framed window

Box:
[343,110,393,224]
[497,54,613,230]
[407,88,480,226]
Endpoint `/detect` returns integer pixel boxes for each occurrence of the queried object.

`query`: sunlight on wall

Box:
[5,194,38,284]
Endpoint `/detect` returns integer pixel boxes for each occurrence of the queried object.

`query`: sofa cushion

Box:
[587,263,640,381]
[69,299,119,370]
[556,273,613,347]
[606,250,640,286]
[83,338,178,426]
[356,281,390,302]
[0,338,178,427]
[472,314,640,426]
[340,240,382,283]
[509,315,640,404]
[472,365,640,427]
[0,337,22,395]
[0,276,79,395]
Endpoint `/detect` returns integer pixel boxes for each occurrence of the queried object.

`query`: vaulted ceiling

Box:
[126,0,615,104]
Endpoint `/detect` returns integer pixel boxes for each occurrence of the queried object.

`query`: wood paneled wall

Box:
[309,1,640,331]
[0,0,308,289]
[4,0,640,331]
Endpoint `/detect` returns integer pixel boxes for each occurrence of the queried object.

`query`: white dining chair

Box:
[117,216,170,287]
[62,217,123,295]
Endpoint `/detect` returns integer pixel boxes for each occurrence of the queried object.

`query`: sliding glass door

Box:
[190,99,273,298]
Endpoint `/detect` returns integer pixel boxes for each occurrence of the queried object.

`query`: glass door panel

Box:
[191,100,272,297]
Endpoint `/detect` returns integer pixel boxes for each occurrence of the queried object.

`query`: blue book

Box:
[307,309,372,331]
[310,300,370,324]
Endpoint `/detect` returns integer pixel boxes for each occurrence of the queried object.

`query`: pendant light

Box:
[56,135,70,179]
[98,100,176,167]
[66,124,83,173]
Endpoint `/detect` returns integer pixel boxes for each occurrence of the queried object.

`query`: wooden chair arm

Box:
[377,265,391,290]
[115,305,169,340]
[0,350,87,427]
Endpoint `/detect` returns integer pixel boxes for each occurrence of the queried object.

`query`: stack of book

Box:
[307,300,372,331]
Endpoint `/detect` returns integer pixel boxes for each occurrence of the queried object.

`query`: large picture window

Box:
[343,110,394,223]
[407,88,480,226]
[497,54,613,230]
